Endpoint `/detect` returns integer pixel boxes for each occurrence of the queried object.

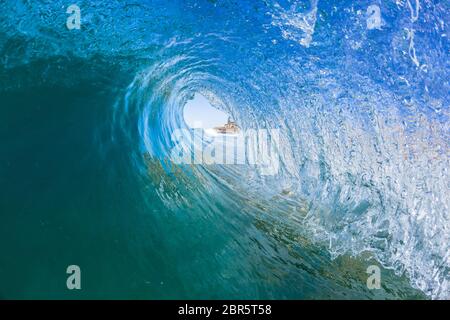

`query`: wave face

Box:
[0,0,448,299]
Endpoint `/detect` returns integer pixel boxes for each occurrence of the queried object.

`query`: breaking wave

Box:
[1,0,448,298]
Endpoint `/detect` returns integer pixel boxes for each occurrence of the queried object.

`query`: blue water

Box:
[0,0,448,299]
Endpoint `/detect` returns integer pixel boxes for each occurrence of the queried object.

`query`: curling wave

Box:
[1,0,448,299]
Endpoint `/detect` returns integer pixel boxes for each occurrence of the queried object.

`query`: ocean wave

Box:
[1,0,448,299]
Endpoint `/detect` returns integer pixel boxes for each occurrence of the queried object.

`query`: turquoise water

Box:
[0,0,448,299]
